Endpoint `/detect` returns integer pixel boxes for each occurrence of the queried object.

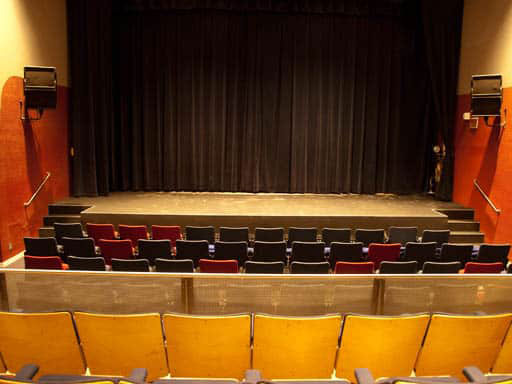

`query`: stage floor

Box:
[57,192,464,232]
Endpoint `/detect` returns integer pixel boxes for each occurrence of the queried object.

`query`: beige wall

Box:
[458,0,512,94]
[0,0,68,90]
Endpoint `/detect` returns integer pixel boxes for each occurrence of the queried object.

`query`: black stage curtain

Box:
[421,0,463,201]
[68,0,463,196]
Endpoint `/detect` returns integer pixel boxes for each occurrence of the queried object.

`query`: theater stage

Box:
[54,192,467,234]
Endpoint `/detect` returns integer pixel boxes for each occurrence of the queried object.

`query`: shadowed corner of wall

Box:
[475,117,501,192]
[1,76,45,205]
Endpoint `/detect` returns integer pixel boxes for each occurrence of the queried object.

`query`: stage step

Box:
[449,231,485,244]
[48,203,90,215]
[447,220,480,232]
[43,214,82,226]
[39,226,55,238]
[437,208,474,220]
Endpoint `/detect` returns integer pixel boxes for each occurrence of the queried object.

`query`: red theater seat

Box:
[463,262,504,274]
[151,225,182,247]
[334,261,374,274]
[86,223,116,244]
[199,259,238,273]
[98,239,134,265]
[119,224,148,248]
[25,256,68,270]
[368,243,401,269]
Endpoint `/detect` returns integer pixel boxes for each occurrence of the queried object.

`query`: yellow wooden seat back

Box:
[163,313,251,379]
[415,313,512,378]
[0,312,84,377]
[492,325,512,374]
[253,314,341,379]
[335,314,430,382]
[73,312,167,381]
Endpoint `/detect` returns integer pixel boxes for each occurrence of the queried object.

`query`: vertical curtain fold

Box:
[421,0,464,201]
[68,0,462,197]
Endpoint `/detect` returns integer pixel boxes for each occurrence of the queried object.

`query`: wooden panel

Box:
[336,314,430,382]
[164,314,251,379]
[0,312,84,376]
[74,312,167,381]
[253,314,341,379]
[415,313,512,378]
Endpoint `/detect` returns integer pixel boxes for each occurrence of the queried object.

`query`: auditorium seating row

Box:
[24,235,510,273]
[23,254,510,274]
[1,365,508,384]
[52,223,461,248]
[0,312,511,382]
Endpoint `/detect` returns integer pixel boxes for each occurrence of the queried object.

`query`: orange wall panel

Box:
[453,87,512,243]
[0,77,69,261]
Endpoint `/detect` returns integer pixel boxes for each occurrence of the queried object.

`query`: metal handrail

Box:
[24,172,51,207]
[473,179,501,214]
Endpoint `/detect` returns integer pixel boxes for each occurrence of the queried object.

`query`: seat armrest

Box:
[355,368,375,384]
[15,364,39,380]
[127,368,148,383]
[463,366,487,382]
[244,369,262,384]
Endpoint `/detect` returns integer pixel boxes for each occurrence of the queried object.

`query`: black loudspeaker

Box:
[24,66,57,109]
[471,74,502,117]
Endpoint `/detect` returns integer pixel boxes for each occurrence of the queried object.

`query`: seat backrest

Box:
[254,227,284,242]
[163,313,251,379]
[368,243,401,269]
[186,226,215,243]
[492,320,512,373]
[219,227,249,243]
[175,240,210,267]
[151,225,182,246]
[138,239,171,265]
[97,239,133,265]
[0,312,85,377]
[440,243,473,265]
[118,225,148,247]
[61,237,96,258]
[253,241,287,263]
[53,222,84,244]
[290,261,330,274]
[463,262,504,274]
[24,256,64,270]
[387,227,418,245]
[354,229,385,247]
[111,258,150,272]
[379,261,418,274]
[245,261,284,274]
[23,237,58,256]
[199,259,238,273]
[476,244,511,264]
[403,242,437,269]
[415,313,512,378]
[421,230,450,247]
[73,312,168,381]
[214,241,248,263]
[67,256,106,271]
[155,258,194,273]
[287,227,317,247]
[422,261,461,274]
[329,242,364,266]
[334,261,374,274]
[336,314,430,382]
[290,241,326,263]
[253,314,341,379]
[321,228,351,246]
[86,223,116,243]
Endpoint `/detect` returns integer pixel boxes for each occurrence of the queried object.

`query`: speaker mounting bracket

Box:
[19,100,43,121]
